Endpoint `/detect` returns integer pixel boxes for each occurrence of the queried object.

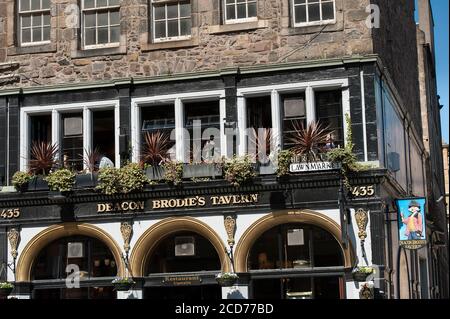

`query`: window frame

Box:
[151,0,192,43]
[223,0,258,25]
[291,0,336,28]
[19,101,121,172]
[81,0,121,50]
[236,79,350,157]
[17,0,52,47]
[131,90,227,164]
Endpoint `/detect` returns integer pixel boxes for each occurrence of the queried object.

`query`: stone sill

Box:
[208,20,269,34]
[7,43,57,56]
[71,45,127,59]
[141,37,199,51]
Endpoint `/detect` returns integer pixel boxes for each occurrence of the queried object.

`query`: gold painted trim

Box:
[16,223,125,282]
[234,210,355,272]
[130,217,230,277]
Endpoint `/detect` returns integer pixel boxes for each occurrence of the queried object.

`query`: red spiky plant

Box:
[287,121,330,162]
[140,131,171,167]
[28,141,59,175]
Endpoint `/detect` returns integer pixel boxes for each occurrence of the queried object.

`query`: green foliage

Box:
[96,167,121,195]
[162,160,184,186]
[276,150,294,177]
[12,171,32,190]
[0,282,14,289]
[118,163,149,193]
[326,114,370,190]
[223,155,256,187]
[353,266,375,274]
[97,164,149,195]
[44,168,76,192]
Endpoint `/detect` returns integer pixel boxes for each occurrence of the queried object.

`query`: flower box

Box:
[145,166,165,181]
[182,164,222,179]
[27,176,49,191]
[75,173,98,188]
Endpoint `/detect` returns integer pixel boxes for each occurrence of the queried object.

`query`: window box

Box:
[28,176,49,191]
[258,161,276,175]
[75,173,98,189]
[182,164,222,179]
[145,166,166,181]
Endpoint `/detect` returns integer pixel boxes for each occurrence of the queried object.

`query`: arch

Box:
[16,223,125,282]
[234,210,355,272]
[130,217,230,277]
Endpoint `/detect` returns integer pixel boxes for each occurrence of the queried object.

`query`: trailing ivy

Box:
[276,150,294,177]
[44,168,76,192]
[326,114,370,190]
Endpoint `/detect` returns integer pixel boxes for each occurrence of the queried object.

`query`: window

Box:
[20,102,120,172]
[152,1,192,42]
[315,90,344,148]
[18,0,51,46]
[224,0,257,24]
[292,0,336,27]
[81,0,120,49]
[282,93,306,150]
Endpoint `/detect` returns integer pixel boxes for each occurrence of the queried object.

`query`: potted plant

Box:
[276,150,294,178]
[287,120,330,163]
[45,168,76,194]
[215,272,239,287]
[141,131,171,181]
[27,141,58,191]
[352,266,375,282]
[161,160,183,186]
[11,171,32,192]
[96,167,121,195]
[76,147,102,188]
[0,282,14,299]
[112,277,136,291]
[223,155,256,187]
[118,163,149,193]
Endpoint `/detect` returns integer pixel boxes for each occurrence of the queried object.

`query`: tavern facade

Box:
[0,0,448,299]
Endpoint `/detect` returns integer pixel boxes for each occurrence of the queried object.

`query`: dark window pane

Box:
[42,0,51,9]
[97,26,109,43]
[110,25,120,42]
[167,4,178,19]
[308,3,320,21]
[154,5,165,20]
[85,12,96,28]
[22,28,31,43]
[84,0,95,9]
[97,0,108,8]
[98,12,108,26]
[167,19,178,37]
[32,27,42,42]
[31,0,40,10]
[226,5,235,20]
[248,2,257,18]
[43,13,51,26]
[20,0,30,11]
[43,26,50,41]
[180,18,191,36]
[226,0,235,4]
[22,15,31,27]
[32,14,41,27]
[110,10,120,25]
[295,5,307,23]
[84,27,96,45]
[322,2,335,20]
[154,20,166,39]
[180,2,191,17]
[294,0,306,4]
[109,0,120,6]
[237,3,246,19]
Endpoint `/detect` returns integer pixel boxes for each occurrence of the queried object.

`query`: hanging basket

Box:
[216,273,239,287]
[0,287,13,299]
[352,267,374,282]
[112,278,135,291]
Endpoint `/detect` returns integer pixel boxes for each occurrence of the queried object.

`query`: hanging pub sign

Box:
[396,198,427,250]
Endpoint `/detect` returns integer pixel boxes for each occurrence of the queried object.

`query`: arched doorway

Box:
[16,223,124,299]
[129,217,230,300]
[234,211,354,299]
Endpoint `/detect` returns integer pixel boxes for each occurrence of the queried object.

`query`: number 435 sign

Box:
[1,208,21,219]
[351,185,375,198]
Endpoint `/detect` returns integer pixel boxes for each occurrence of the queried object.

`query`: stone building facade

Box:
[0,0,448,299]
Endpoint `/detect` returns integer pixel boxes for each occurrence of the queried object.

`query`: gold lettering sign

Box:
[97,201,145,213]
[163,276,202,286]
[1,208,21,219]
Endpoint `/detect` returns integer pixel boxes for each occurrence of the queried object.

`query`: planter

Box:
[145,166,165,181]
[112,282,135,292]
[75,173,98,188]
[27,176,49,191]
[258,162,276,175]
[352,271,371,282]
[0,287,13,299]
[182,164,222,179]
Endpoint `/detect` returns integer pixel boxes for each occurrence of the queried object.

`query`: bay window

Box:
[292,0,336,27]
[18,0,51,46]
[152,1,192,42]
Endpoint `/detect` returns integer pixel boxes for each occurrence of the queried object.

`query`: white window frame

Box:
[152,0,192,43]
[224,0,258,24]
[18,0,51,47]
[131,90,227,163]
[292,0,336,28]
[236,79,350,157]
[81,0,121,50]
[19,100,121,171]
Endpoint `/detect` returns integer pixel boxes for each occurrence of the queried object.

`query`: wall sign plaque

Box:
[162,276,202,286]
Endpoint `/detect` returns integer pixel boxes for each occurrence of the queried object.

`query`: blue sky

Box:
[431,0,449,143]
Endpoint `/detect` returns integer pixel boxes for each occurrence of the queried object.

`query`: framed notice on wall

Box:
[396,198,427,250]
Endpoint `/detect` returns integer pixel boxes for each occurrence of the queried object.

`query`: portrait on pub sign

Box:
[396,198,427,242]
